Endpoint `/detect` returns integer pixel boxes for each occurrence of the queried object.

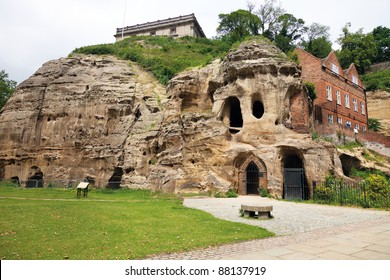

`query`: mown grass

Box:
[0,184,273,260]
[71,36,234,85]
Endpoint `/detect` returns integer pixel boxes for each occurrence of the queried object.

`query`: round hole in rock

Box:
[252,101,264,119]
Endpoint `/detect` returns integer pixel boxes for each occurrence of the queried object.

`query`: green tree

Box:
[301,23,332,58]
[368,118,382,132]
[372,26,390,63]
[248,0,285,39]
[273,13,306,53]
[216,9,261,43]
[337,23,377,74]
[0,70,17,110]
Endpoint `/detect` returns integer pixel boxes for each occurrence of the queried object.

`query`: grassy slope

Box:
[71,36,234,85]
[0,185,274,260]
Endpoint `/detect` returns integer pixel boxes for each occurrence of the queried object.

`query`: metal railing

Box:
[313,180,389,209]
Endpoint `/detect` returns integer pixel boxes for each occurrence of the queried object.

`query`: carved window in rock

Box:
[252,100,264,119]
[223,97,243,134]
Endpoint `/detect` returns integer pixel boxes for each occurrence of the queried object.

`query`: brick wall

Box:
[295,48,369,133]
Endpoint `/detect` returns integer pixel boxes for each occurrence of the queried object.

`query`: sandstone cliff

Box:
[367,90,390,136]
[1,39,387,196]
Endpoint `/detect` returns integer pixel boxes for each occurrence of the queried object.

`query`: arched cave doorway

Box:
[26,166,44,188]
[246,162,260,195]
[283,153,307,200]
[235,154,268,195]
[223,97,243,134]
[107,167,124,189]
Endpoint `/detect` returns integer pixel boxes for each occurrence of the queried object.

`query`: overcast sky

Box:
[1,0,389,84]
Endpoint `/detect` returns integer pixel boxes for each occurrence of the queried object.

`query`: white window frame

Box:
[362,125,366,132]
[352,75,358,85]
[345,94,350,108]
[353,98,358,112]
[361,102,365,115]
[354,123,359,131]
[337,117,343,125]
[326,85,332,101]
[336,90,341,105]
[346,120,351,128]
[331,63,339,75]
[327,114,334,124]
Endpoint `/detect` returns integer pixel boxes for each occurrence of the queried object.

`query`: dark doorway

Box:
[26,166,44,188]
[107,167,124,189]
[283,154,305,200]
[246,162,259,194]
[227,97,243,134]
[252,101,264,119]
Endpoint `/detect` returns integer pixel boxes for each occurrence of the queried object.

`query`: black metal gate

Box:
[246,162,259,194]
[284,168,304,200]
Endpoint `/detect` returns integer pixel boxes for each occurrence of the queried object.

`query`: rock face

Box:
[0,39,351,197]
[367,90,390,136]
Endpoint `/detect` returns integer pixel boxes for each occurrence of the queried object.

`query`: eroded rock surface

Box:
[1,40,369,196]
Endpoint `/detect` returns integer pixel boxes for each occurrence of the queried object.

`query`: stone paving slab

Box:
[146,196,390,260]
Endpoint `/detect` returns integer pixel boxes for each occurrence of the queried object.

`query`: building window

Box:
[327,114,334,124]
[352,75,358,85]
[150,31,156,36]
[346,120,351,128]
[332,63,339,74]
[170,27,177,35]
[361,102,365,115]
[362,125,366,132]
[353,98,358,112]
[326,85,332,101]
[354,123,359,131]
[337,117,343,125]
[336,90,341,105]
[345,94,350,108]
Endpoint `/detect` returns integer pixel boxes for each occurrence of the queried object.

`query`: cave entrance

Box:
[339,154,361,177]
[246,162,260,195]
[283,153,307,200]
[26,166,44,188]
[107,167,124,189]
[223,97,243,134]
[252,101,264,119]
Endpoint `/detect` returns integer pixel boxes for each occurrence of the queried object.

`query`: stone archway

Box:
[236,155,268,195]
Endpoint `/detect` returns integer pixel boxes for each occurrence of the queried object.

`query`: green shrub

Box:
[361,69,390,91]
[365,174,390,208]
[226,188,238,198]
[259,188,271,198]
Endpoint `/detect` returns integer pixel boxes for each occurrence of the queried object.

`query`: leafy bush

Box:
[226,188,238,198]
[361,69,390,91]
[364,174,390,208]
[304,81,317,101]
[259,187,271,198]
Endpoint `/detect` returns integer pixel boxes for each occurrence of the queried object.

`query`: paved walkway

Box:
[147,196,390,260]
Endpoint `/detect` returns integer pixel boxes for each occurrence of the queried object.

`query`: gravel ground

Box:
[183,196,389,235]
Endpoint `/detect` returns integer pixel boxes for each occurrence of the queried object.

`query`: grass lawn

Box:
[0,184,274,260]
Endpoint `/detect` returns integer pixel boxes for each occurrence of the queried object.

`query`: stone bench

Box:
[241,204,273,219]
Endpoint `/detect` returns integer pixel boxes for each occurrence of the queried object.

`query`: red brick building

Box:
[294,48,369,135]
